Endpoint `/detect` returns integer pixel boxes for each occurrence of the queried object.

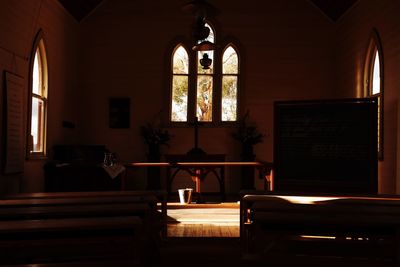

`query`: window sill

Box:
[27,153,48,161]
[168,121,239,128]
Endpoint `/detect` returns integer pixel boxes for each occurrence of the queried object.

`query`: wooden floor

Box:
[166,202,240,237]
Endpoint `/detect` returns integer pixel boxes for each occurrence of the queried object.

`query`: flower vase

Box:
[146,144,161,190]
[241,144,255,161]
[241,144,256,190]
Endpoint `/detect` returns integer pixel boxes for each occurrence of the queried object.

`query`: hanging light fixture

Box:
[199,53,212,69]
[181,0,219,18]
[191,16,210,40]
[192,40,217,51]
[182,0,219,68]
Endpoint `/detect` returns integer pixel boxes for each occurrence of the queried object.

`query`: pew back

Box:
[1,190,168,238]
[0,191,165,266]
[0,216,143,265]
[241,194,400,265]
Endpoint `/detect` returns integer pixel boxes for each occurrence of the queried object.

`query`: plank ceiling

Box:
[57,0,358,22]
[309,0,358,22]
[57,0,104,22]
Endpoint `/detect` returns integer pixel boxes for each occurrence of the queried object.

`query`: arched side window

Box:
[171,45,189,122]
[221,45,239,121]
[169,22,241,125]
[364,29,383,160]
[28,32,48,157]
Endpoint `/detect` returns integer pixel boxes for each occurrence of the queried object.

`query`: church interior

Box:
[0,0,400,266]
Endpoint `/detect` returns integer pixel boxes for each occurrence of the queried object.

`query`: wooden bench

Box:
[0,216,144,265]
[0,260,141,267]
[0,191,166,266]
[240,193,400,265]
[1,190,168,239]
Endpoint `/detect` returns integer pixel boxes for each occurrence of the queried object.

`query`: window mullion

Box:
[213,49,221,125]
[186,50,196,123]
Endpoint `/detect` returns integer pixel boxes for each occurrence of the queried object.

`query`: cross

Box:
[193,116,199,149]
[187,116,206,155]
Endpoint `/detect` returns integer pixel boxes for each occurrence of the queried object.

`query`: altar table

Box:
[125,161,273,201]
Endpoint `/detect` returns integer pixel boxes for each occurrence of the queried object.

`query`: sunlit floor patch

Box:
[166,202,240,237]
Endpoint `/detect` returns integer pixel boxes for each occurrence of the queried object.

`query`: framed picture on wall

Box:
[109,97,130,128]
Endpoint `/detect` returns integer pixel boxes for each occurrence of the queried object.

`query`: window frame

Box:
[27,30,48,159]
[195,22,216,123]
[167,25,242,127]
[364,29,384,161]
[221,44,240,123]
[170,45,190,122]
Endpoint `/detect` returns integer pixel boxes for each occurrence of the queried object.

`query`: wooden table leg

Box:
[191,169,202,203]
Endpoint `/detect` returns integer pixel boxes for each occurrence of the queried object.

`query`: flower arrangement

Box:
[141,124,169,161]
[231,111,264,146]
[140,123,170,149]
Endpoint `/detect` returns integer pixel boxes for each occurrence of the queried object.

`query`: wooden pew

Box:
[1,190,168,239]
[1,260,140,267]
[0,216,144,265]
[0,191,166,266]
[240,193,400,266]
[1,190,164,201]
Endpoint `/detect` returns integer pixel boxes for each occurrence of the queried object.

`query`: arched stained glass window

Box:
[221,45,239,121]
[196,23,214,122]
[29,34,48,156]
[171,45,189,122]
[169,23,241,125]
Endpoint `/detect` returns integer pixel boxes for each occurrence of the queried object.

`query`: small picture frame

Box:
[109,97,130,128]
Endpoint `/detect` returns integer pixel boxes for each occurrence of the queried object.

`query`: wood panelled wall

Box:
[334,0,400,193]
[0,0,399,194]
[0,0,78,194]
[77,0,335,192]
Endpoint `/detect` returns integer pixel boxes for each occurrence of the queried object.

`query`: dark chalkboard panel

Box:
[273,98,378,194]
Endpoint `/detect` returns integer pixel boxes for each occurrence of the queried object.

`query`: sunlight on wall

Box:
[397,99,400,194]
[355,58,362,98]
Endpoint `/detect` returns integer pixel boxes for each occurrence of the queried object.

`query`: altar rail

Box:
[125,161,273,201]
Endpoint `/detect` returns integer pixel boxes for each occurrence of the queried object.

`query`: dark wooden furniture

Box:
[240,193,400,265]
[0,216,143,265]
[126,161,273,203]
[2,260,141,267]
[273,98,378,194]
[1,190,168,239]
[44,145,123,192]
[0,190,164,265]
[165,154,226,202]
